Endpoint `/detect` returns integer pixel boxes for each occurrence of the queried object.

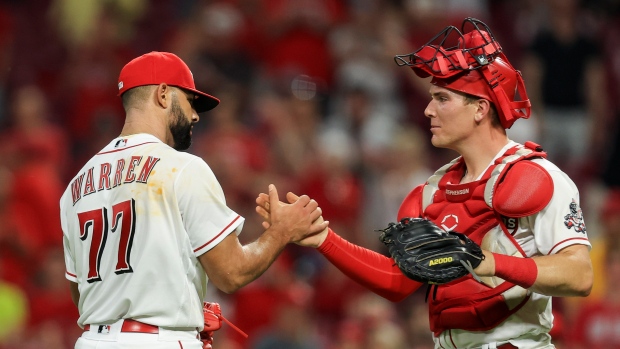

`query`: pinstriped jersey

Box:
[60,133,244,329]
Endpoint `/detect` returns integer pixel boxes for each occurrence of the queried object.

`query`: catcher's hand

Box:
[379,217,484,284]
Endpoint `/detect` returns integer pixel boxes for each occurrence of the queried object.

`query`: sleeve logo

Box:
[563,199,586,234]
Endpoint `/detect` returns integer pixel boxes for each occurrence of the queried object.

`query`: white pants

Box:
[75,319,203,349]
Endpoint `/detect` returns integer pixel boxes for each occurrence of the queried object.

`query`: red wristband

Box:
[493,253,538,289]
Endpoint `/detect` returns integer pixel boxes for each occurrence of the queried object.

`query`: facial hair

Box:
[169,96,192,151]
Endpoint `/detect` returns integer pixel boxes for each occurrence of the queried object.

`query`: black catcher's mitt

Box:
[379,217,485,284]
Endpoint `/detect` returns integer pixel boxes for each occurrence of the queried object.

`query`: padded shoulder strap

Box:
[398,184,425,220]
[483,143,547,208]
[493,160,553,217]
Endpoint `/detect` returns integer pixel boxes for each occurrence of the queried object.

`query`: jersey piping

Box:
[96,141,159,155]
[548,237,590,255]
[193,215,241,253]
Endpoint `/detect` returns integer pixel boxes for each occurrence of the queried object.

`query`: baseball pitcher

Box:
[61,51,328,349]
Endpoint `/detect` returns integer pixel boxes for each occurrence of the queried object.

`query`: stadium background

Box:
[0,0,619,348]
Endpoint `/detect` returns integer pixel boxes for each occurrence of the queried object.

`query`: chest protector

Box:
[398,142,553,335]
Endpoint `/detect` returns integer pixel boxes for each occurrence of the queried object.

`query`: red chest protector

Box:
[397,142,553,335]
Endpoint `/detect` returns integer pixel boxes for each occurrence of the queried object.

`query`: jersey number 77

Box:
[77,199,137,283]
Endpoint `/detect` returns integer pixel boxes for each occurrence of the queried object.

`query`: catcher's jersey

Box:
[60,133,244,329]
[422,141,591,349]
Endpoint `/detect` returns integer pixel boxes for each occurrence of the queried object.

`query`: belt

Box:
[84,319,159,334]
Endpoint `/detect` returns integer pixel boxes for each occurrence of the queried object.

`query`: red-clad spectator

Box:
[0,85,66,253]
[0,167,30,288]
[330,291,407,349]
[0,85,69,175]
[311,262,366,338]
[297,127,364,235]
[0,85,67,285]
[58,44,126,151]
[259,0,347,86]
[192,87,271,213]
[23,248,80,349]
[250,299,322,349]
[297,164,362,231]
[192,2,258,94]
[567,248,620,349]
[225,249,313,347]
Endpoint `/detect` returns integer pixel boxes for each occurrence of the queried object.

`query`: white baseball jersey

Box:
[433,141,591,349]
[61,133,244,329]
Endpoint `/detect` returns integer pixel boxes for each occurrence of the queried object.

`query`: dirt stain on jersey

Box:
[148,181,164,196]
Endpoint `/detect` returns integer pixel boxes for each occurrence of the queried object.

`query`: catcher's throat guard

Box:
[394,17,530,129]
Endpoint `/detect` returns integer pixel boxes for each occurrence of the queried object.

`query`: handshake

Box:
[255,186,330,248]
[255,185,485,284]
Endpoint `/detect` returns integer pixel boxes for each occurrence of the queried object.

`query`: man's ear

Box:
[155,83,171,109]
[474,98,492,123]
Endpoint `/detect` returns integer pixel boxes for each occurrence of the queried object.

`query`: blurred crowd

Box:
[0,0,620,348]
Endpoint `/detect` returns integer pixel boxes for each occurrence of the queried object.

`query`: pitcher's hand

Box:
[256,190,329,248]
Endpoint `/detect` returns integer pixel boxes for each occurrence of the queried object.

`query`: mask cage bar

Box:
[394,17,503,76]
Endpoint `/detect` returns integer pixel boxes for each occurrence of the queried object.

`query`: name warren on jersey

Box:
[60,133,244,329]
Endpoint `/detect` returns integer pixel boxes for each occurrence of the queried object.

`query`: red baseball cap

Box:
[117,51,220,112]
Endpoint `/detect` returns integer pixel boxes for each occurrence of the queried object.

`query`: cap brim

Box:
[184,87,220,113]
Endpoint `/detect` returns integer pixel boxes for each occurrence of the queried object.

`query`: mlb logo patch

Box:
[97,325,111,334]
[114,139,128,148]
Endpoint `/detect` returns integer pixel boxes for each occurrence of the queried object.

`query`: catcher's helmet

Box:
[395,18,530,129]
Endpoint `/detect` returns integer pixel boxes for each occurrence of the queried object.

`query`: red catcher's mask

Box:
[394,18,531,129]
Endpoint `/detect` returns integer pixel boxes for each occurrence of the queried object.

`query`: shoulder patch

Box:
[493,161,554,218]
[563,199,587,234]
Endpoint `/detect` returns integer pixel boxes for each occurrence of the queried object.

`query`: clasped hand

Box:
[256,186,329,248]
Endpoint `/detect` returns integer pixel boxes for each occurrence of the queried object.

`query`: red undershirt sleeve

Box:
[317,228,423,302]
[492,253,538,289]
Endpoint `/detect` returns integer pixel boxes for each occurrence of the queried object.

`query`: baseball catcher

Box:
[255,16,593,349]
[379,217,484,284]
